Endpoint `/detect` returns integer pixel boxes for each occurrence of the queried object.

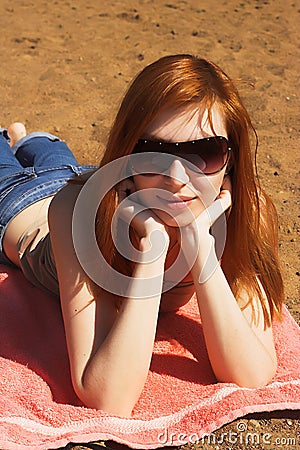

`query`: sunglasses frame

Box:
[131,135,232,176]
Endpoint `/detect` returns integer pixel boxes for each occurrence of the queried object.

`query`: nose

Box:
[164,159,189,187]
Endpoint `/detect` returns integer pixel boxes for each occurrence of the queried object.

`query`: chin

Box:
[153,208,204,228]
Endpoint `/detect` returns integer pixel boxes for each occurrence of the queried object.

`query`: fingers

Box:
[204,174,231,226]
[221,174,232,193]
[114,196,146,225]
[206,189,232,227]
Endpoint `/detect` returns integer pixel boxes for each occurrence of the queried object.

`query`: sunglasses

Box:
[131,136,231,176]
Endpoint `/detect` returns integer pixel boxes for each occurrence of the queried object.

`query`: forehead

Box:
[144,104,227,142]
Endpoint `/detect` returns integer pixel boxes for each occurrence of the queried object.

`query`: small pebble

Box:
[250,419,260,429]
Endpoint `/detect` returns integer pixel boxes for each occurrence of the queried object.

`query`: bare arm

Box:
[192,243,276,387]
[49,184,169,416]
[179,189,277,388]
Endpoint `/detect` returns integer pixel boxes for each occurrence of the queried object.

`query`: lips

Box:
[157,194,197,210]
[174,195,196,202]
[158,194,196,202]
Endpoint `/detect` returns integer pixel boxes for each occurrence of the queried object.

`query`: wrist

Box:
[138,233,169,264]
[190,238,219,284]
[179,230,219,284]
[131,252,166,300]
[179,226,215,258]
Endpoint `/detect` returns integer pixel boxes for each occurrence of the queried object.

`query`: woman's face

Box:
[132,105,229,227]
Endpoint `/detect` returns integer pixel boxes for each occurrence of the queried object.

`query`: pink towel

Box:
[0,265,299,450]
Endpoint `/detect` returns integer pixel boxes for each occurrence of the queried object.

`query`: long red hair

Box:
[93,54,283,326]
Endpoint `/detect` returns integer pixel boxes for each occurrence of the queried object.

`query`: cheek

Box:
[190,174,224,206]
[133,175,161,191]
[133,175,162,207]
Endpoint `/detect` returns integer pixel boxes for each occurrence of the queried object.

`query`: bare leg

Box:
[7,123,27,147]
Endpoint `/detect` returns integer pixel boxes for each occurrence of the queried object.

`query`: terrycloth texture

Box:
[0,265,299,450]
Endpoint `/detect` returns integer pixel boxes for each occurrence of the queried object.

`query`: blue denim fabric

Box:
[0,130,97,265]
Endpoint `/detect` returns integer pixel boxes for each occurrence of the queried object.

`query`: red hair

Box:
[92,54,283,326]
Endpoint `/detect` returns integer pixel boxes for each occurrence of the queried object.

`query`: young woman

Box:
[0,54,284,416]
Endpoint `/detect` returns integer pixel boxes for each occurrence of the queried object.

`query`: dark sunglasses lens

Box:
[187,137,228,173]
[130,153,171,175]
[131,137,229,175]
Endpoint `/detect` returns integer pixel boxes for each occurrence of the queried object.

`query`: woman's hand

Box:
[180,176,231,237]
[175,176,277,390]
[178,176,232,279]
[115,179,170,256]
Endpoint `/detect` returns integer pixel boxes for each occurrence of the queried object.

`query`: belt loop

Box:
[25,167,37,178]
[70,165,82,176]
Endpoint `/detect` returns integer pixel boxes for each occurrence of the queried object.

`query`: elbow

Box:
[216,359,277,389]
[73,381,134,417]
[243,356,278,389]
[235,370,275,389]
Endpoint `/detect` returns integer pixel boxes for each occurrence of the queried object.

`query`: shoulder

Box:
[49,169,97,217]
[49,180,118,304]
[48,180,99,268]
[48,183,85,285]
[49,181,82,220]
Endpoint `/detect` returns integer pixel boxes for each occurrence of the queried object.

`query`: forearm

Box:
[80,252,165,415]
[188,236,277,387]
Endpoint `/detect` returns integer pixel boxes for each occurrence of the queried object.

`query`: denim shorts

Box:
[0,129,97,265]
